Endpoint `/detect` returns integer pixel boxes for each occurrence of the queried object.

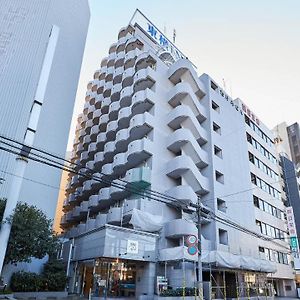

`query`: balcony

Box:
[111,83,122,102]
[92,108,101,125]
[117,106,131,128]
[112,138,153,173]
[113,66,124,84]
[96,132,106,151]
[124,48,142,70]
[87,142,97,157]
[79,201,89,217]
[107,52,116,68]
[107,207,122,225]
[85,119,93,135]
[90,125,99,142]
[125,37,143,54]
[165,185,197,205]
[109,183,130,201]
[108,42,117,54]
[87,105,95,120]
[101,97,111,114]
[131,88,155,115]
[103,81,113,97]
[168,82,207,122]
[103,140,116,162]
[166,155,209,194]
[133,67,155,93]
[106,120,118,141]
[108,101,120,121]
[167,104,208,145]
[122,67,135,88]
[168,59,206,99]
[167,128,208,168]
[95,213,107,228]
[119,85,133,108]
[135,51,156,72]
[115,51,125,68]
[124,167,151,190]
[164,219,197,239]
[80,151,89,165]
[115,112,154,152]
[86,218,96,231]
[122,198,141,221]
[82,135,91,150]
[99,114,109,132]
[94,151,104,170]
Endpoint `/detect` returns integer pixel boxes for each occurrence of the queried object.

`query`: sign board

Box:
[129,9,188,63]
[286,206,299,257]
[186,235,197,245]
[127,240,139,254]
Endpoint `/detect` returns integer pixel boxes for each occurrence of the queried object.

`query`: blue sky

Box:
[68,0,300,148]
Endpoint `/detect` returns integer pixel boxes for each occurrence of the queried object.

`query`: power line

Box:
[0,135,295,252]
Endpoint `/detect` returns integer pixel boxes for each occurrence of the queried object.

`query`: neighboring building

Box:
[61,12,295,299]
[53,152,71,235]
[0,0,90,278]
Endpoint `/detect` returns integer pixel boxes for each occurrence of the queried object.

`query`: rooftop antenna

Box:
[173,28,176,43]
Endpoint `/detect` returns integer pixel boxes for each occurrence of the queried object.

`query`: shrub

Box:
[160,287,198,297]
[10,271,44,292]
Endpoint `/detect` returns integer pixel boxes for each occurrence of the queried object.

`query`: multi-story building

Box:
[0,0,90,278]
[61,11,295,299]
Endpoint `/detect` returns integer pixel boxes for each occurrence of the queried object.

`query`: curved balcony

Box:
[85,160,94,171]
[167,104,208,145]
[122,199,141,221]
[106,120,118,141]
[76,143,84,156]
[93,69,100,80]
[109,183,130,201]
[107,207,122,225]
[109,42,117,54]
[167,128,208,168]
[88,142,97,158]
[86,218,96,232]
[135,51,156,72]
[71,206,81,220]
[124,167,151,190]
[88,195,100,211]
[98,187,113,205]
[120,86,133,108]
[122,67,135,88]
[96,132,106,151]
[68,227,79,238]
[99,114,109,132]
[100,57,108,67]
[115,51,125,68]
[77,223,87,235]
[84,119,93,135]
[168,82,206,122]
[133,67,155,93]
[101,97,111,114]
[79,200,89,216]
[103,140,116,162]
[167,59,206,99]
[164,218,197,239]
[95,92,104,107]
[80,151,89,165]
[87,105,95,120]
[131,88,155,115]
[115,112,154,152]
[92,108,101,125]
[82,135,91,150]
[110,83,122,101]
[113,66,124,84]
[105,66,114,82]
[82,179,93,195]
[94,151,104,170]
[166,155,209,194]
[89,92,97,106]
[108,100,121,121]
[78,129,86,142]
[91,172,105,191]
[125,37,143,54]
[107,52,116,68]
[103,81,113,97]
[102,163,114,176]
[90,125,99,142]
[95,213,107,228]
[112,138,153,174]
[165,185,197,205]
[117,106,132,128]
[60,214,68,226]
[124,48,142,70]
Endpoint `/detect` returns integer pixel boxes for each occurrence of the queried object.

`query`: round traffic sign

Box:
[186,234,197,245]
[187,245,198,256]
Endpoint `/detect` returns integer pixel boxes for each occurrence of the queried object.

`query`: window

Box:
[212,101,220,112]
[214,145,223,158]
[217,198,227,213]
[259,246,265,253]
[211,81,218,91]
[213,122,221,134]
[253,196,259,208]
[215,171,224,184]
[219,229,228,245]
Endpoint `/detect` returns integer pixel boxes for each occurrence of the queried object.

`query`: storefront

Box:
[72,258,138,298]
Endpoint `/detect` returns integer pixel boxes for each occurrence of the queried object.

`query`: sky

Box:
[67,0,300,149]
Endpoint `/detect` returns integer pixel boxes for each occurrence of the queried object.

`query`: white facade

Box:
[62,20,295,299]
[0,0,90,278]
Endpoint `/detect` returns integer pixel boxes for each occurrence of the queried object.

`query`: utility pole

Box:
[197,197,203,300]
[0,25,60,275]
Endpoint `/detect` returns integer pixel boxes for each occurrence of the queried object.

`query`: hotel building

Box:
[61,11,295,299]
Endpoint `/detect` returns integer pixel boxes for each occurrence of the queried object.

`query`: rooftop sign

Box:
[129,9,194,66]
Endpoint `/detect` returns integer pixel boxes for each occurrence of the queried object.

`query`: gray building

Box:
[0,0,90,278]
[61,12,295,299]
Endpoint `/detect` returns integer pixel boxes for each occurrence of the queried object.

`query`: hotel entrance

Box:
[77,258,137,298]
